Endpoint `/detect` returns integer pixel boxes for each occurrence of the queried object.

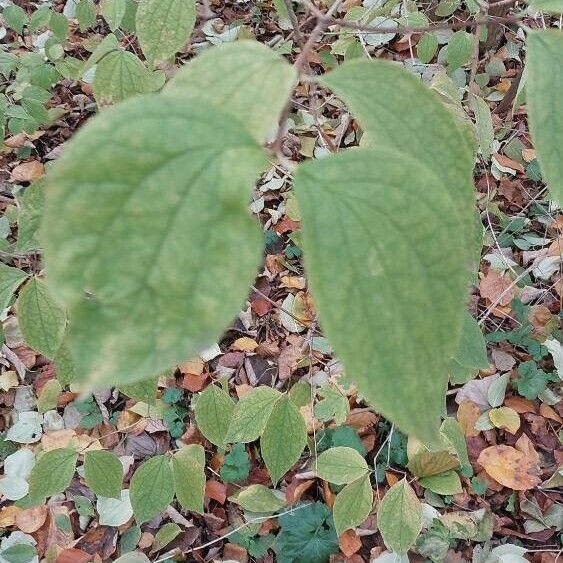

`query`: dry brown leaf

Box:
[10,160,45,183]
[41,429,77,451]
[505,396,537,414]
[539,403,563,423]
[286,478,314,505]
[457,401,481,437]
[339,529,362,557]
[0,505,22,527]
[16,505,48,533]
[480,270,515,307]
[514,432,540,465]
[205,480,227,504]
[477,445,541,490]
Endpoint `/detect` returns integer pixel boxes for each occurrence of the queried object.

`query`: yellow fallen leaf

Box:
[0,371,19,392]
[232,337,258,352]
[477,445,540,490]
[0,505,22,527]
[489,407,520,434]
[457,400,480,437]
[41,429,77,451]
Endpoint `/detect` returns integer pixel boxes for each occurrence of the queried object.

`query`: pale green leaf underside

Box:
[527,30,563,204]
[378,479,422,553]
[17,277,66,360]
[321,59,475,239]
[94,50,156,107]
[260,396,307,485]
[194,385,235,447]
[226,386,281,443]
[130,455,174,524]
[333,474,373,536]
[316,446,369,485]
[136,0,196,65]
[165,40,297,142]
[294,148,469,446]
[43,96,266,388]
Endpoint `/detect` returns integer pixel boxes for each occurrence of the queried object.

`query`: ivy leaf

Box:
[130,455,174,524]
[194,384,235,447]
[165,41,297,143]
[295,148,469,447]
[378,479,422,553]
[333,474,373,536]
[170,446,205,514]
[261,396,307,485]
[226,386,281,443]
[527,30,563,204]
[229,484,286,513]
[24,448,78,505]
[515,361,549,400]
[136,0,196,65]
[0,264,28,311]
[316,447,369,485]
[42,96,266,388]
[84,450,123,499]
[220,443,251,483]
[94,50,158,107]
[17,277,66,360]
[100,0,126,31]
[274,502,339,563]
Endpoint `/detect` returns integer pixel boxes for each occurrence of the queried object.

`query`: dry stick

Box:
[282,0,307,46]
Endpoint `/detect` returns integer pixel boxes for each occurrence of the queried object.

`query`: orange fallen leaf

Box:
[42,429,77,451]
[339,529,362,557]
[16,505,48,533]
[480,270,515,307]
[457,400,481,437]
[477,445,541,490]
[539,403,563,423]
[205,480,227,504]
[10,160,45,183]
[286,478,314,505]
[505,396,537,414]
[515,432,540,465]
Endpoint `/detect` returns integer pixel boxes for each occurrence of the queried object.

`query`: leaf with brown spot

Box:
[477,445,541,490]
[479,270,515,307]
[457,401,481,437]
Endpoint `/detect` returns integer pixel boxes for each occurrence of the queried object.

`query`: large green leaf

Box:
[316,447,369,485]
[527,30,563,204]
[455,312,488,370]
[24,448,78,505]
[165,41,297,142]
[130,455,174,524]
[294,148,469,446]
[194,384,235,447]
[170,447,205,514]
[136,0,196,65]
[42,96,266,388]
[0,264,28,311]
[226,386,281,443]
[93,50,157,107]
[261,396,307,485]
[528,0,563,13]
[84,450,123,499]
[332,474,373,536]
[377,479,422,553]
[100,0,126,31]
[17,277,66,359]
[16,180,44,253]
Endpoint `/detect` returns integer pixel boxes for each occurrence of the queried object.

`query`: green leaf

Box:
[527,30,563,204]
[229,484,286,513]
[3,5,27,34]
[378,479,422,553]
[420,470,463,495]
[170,446,205,514]
[49,11,68,41]
[528,0,563,13]
[0,263,28,311]
[194,384,235,447]
[473,95,494,162]
[37,378,62,413]
[130,455,174,524]
[295,148,469,447]
[84,450,123,499]
[455,312,489,370]
[76,0,97,31]
[16,180,44,253]
[446,31,473,70]
[101,0,126,31]
[136,0,196,65]
[314,384,349,425]
[220,443,251,483]
[25,448,78,505]
[316,447,369,485]
[120,377,159,405]
[165,40,297,142]
[417,33,438,63]
[42,96,266,388]
[94,50,155,107]
[1,544,37,563]
[114,552,150,563]
[17,277,66,359]
[440,418,472,477]
[487,372,510,408]
[261,396,307,485]
[333,474,373,536]
[226,386,281,443]
[153,522,181,550]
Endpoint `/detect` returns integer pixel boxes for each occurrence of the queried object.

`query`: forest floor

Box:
[0,0,562,562]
